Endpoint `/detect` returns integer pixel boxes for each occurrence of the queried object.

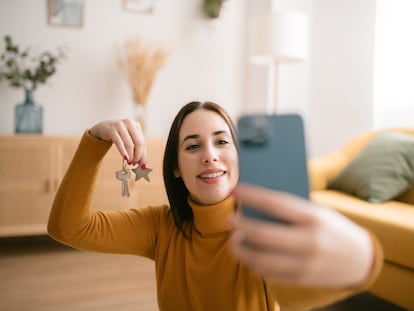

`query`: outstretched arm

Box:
[229,184,383,310]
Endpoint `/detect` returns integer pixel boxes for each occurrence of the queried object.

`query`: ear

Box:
[174,168,181,178]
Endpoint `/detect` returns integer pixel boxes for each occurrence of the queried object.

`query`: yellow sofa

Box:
[308,128,414,310]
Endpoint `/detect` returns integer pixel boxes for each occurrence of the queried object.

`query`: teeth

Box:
[200,172,224,178]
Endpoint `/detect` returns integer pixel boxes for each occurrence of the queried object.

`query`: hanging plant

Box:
[203,0,228,19]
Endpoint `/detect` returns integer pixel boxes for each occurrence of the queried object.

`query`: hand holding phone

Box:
[232,116,374,287]
[237,114,310,223]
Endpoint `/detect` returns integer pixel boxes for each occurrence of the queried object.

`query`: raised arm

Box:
[48,119,159,258]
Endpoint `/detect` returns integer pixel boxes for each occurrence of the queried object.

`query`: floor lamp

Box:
[248,8,308,115]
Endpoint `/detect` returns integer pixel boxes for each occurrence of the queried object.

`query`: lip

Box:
[197,168,227,184]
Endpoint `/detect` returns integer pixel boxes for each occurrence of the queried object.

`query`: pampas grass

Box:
[121,37,168,106]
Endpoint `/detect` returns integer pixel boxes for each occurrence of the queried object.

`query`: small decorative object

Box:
[47,0,84,29]
[123,0,155,14]
[115,159,152,198]
[0,35,66,133]
[118,37,168,131]
[203,0,227,19]
[132,163,153,182]
[15,89,43,134]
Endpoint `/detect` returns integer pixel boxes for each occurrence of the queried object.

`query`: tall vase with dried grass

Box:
[119,38,168,132]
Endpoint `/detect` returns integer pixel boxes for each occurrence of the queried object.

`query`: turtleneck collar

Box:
[187,195,236,236]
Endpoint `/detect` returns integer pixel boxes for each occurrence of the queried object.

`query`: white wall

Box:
[0,0,379,157]
[374,0,414,130]
[243,0,377,157]
[243,0,310,118]
[0,0,247,137]
[308,0,377,156]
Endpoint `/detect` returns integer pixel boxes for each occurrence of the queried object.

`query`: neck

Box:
[188,195,236,236]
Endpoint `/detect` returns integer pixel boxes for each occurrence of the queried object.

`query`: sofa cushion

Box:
[312,190,414,270]
[328,131,414,203]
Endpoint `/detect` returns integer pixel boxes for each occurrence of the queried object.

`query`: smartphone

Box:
[237,113,310,223]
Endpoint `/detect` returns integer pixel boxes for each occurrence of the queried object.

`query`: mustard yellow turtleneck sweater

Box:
[48,132,383,311]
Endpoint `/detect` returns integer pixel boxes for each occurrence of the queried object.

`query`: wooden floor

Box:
[0,236,406,311]
[0,236,158,311]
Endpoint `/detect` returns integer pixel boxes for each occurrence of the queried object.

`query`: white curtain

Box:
[374,0,414,129]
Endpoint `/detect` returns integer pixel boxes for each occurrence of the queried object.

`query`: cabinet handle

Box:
[45,179,60,193]
[46,179,53,193]
[54,179,60,191]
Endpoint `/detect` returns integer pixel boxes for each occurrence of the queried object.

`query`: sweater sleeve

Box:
[47,131,163,259]
[267,232,384,311]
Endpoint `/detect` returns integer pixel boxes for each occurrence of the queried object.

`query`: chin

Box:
[207,192,231,205]
[193,193,227,205]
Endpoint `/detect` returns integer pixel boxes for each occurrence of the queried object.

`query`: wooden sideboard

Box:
[0,135,168,237]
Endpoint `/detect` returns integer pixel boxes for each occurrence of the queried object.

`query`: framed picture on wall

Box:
[47,0,84,28]
[123,0,155,14]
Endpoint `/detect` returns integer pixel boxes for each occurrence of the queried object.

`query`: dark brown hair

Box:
[162,101,237,238]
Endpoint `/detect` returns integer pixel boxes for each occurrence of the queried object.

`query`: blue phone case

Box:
[237,114,309,223]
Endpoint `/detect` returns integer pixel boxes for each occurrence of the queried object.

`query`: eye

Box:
[217,139,230,146]
[185,144,200,151]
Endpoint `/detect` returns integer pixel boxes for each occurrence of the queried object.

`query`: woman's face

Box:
[175,109,239,205]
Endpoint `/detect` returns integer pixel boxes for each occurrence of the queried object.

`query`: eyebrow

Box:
[182,130,229,143]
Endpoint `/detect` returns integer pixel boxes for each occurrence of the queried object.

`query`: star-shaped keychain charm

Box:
[132,164,153,182]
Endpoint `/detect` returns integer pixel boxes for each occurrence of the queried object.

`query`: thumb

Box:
[236,183,316,226]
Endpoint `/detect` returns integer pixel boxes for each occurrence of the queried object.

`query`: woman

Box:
[48,101,383,311]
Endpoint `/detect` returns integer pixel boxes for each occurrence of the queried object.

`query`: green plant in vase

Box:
[0,35,66,133]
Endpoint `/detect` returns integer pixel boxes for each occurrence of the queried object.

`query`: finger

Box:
[229,215,315,256]
[111,120,134,161]
[111,130,129,161]
[229,231,307,283]
[236,184,317,226]
[230,215,314,255]
[126,120,147,165]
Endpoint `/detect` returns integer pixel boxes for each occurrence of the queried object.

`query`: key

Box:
[115,167,131,198]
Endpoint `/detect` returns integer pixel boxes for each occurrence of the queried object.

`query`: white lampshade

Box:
[249,9,308,65]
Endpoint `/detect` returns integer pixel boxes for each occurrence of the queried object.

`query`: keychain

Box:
[115,159,131,198]
[115,158,152,198]
[132,163,153,182]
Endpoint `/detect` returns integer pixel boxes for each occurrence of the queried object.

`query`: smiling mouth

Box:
[198,171,226,179]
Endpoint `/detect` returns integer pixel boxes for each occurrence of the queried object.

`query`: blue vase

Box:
[15,89,43,134]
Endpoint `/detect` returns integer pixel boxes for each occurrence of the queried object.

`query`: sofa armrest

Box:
[308,152,348,191]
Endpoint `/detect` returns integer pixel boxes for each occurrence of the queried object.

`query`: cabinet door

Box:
[133,138,168,207]
[0,136,169,237]
[0,138,54,236]
[57,138,80,179]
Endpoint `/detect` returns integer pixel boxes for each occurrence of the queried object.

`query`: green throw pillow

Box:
[328,131,414,203]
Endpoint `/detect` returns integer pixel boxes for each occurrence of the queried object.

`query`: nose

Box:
[202,145,218,164]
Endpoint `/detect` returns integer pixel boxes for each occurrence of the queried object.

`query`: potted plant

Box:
[119,37,168,132]
[0,35,66,133]
[203,0,228,19]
